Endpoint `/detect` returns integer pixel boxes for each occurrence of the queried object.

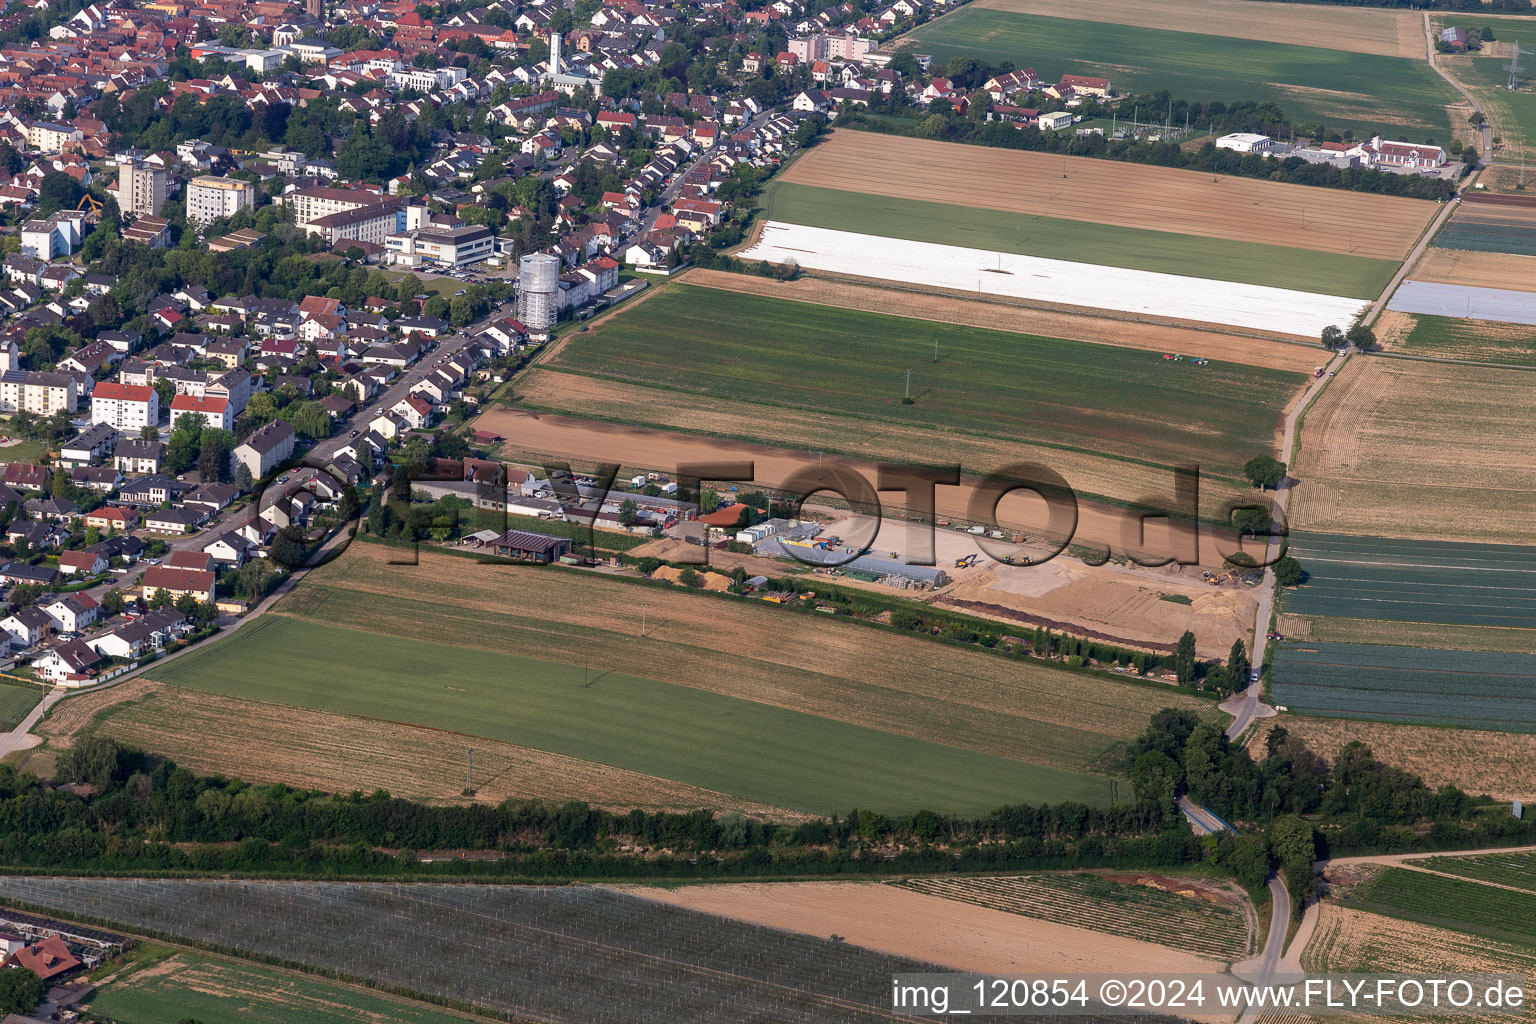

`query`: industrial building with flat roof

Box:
[757,537,950,589]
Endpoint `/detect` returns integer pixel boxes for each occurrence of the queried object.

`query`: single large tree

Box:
[1175,630,1197,684]
[1243,454,1288,490]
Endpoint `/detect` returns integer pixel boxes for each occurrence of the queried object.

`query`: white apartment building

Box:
[0,370,79,416]
[113,157,167,216]
[91,381,159,431]
[283,185,387,227]
[186,175,256,227]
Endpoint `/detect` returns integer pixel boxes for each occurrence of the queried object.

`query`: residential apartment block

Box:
[186,175,256,227]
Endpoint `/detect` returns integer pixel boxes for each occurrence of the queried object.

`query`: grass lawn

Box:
[90,953,468,1024]
[759,182,1397,299]
[542,284,1305,475]
[901,10,1457,142]
[0,683,40,731]
[153,615,1117,814]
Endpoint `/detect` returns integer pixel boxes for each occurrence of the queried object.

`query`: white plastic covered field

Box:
[738,222,1369,337]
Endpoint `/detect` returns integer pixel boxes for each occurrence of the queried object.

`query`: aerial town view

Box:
[0,0,1529,1019]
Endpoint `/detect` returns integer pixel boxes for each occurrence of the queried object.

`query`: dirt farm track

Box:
[781,132,1437,260]
[965,0,1424,58]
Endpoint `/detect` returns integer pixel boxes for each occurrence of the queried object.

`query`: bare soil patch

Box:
[684,269,1322,373]
[1289,356,1536,542]
[940,559,1256,660]
[970,0,1422,57]
[1410,247,1536,291]
[1250,716,1536,802]
[780,132,1434,260]
[42,680,807,818]
[618,881,1227,975]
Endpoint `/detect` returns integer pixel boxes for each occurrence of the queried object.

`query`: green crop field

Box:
[1336,867,1536,945]
[1439,53,1536,160]
[1271,641,1536,730]
[153,614,1116,815]
[540,284,1304,478]
[1390,312,1536,368]
[1418,851,1536,891]
[91,954,467,1024]
[0,684,39,732]
[760,182,1396,298]
[899,11,1458,141]
[1434,219,1536,258]
[1282,532,1536,628]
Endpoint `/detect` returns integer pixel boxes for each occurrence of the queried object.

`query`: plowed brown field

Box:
[781,132,1435,260]
[41,679,808,817]
[684,269,1322,372]
[1288,357,1536,542]
[971,0,1422,58]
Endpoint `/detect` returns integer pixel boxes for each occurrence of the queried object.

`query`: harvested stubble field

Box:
[1289,357,1536,543]
[1381,310,1536,367]
[1302,903,1536,1021]
[147,545,1224,814]
[1249,716,1536,802]
[782,133,1435,261]
[967,0,1423,57]
[1332,867,1536,946]
[1410,247,1536,291]
[1271,641,1536,730]
[88,953,467,1024]
[536,284,1303,490]
[683,270,1323,373]
[624,881,1225,976]
[895,873,1254,961]
[1281,532,1536,630]
[759,182,1396,298]
[41,679,805,818]
[1,878,949,1024]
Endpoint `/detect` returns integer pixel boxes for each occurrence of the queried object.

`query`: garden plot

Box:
[1387,281,1536,326]
[739,222,1368,337]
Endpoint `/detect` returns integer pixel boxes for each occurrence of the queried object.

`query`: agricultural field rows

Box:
[1281,532,1536,628]
[1381,311,1536,368]
[1288,357,1536,544]
[1302,903,1536,1024]
[1276,614,1536,656]
[1417,852,1536,891]
[895,874,1253,960]
[759,182,1396,299]
[739,222,1366,337]
[156,613,1112,815]
[541,284,1304,478]
[1249,716,1536,803]
[1333,868,1536,946]
[1388,280,1536,327]
[781,132,1435,261]
[1434,202,1536,258]
[968,0,1424,58]
[895,11,1458,141]
[144,545,1225,814]
[0,879,937,1024]
[88,953,469,1024]
[683,270,1326,373]
[1271,642,1536,730]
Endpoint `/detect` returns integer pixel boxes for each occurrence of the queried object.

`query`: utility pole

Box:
[640,603,646,637]
[933,338,939,362]
[465,747,474,795]
[905,369,911,400]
